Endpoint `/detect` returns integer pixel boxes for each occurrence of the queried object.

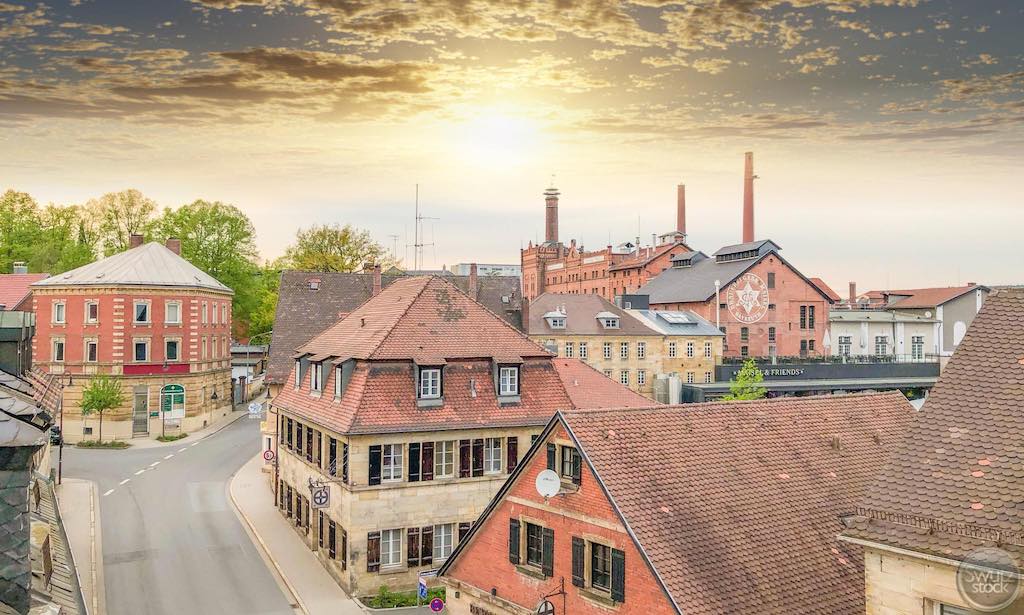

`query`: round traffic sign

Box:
[429,597,444,612]
[263,449,275,462]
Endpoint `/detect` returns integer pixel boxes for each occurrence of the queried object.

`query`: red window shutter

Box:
[507,436,519,473]
[421,525,434,565]
[471,439,484,477]
[409,442,421,482]
[459,439,471,478]
[367,532,380,572]
[421,441,434,481]
[407,527,421,567]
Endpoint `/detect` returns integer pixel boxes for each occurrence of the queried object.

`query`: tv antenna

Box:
[406,184,439,271]
[387,234,400,263]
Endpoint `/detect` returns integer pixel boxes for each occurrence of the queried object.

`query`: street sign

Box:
[429,597,444,612]
[418,568,439,578]
[263,449,275,462]
[310,485,329,509]
[536,600,555,615]
[418,577,428,600]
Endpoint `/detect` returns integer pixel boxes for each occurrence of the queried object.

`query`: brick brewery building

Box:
[439,393,914,615]
[31,236,234,441]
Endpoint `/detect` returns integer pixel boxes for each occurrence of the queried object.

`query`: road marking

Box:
[149,461,160,467]
[164,454,174,459]
[134,469,145,475]
[190,442,200,447]
[102,489,114,497]
[178,447,188,452]
[119,479,130,485]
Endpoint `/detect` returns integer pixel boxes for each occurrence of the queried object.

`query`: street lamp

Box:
[160,361,169,439]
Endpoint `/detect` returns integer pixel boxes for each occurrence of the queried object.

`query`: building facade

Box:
[828,308,939,361]
[452,263,521,277]
[268,276,651,597]
[526,293,722,399]
[30,237,233,441]
[440,392,914,615]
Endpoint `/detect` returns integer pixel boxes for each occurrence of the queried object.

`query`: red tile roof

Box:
[551,359,652,409]
[868,285,984,309]
[607,240,690,272]
[562,392,914,615]
[810,277,841,303]
[0,273,47,310]
[842,288,1024,562]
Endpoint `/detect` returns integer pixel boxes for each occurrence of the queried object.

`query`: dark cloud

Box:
[217,48,435,92]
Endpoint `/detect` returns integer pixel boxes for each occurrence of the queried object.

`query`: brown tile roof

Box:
[810,277,841,303]
[265,271,521,384]
[0,273,47,310]
[868,285,985,309]
[607,240,691,272]
[562,392,914,615]
[842,288,1024,561]
[527,293,656,336]
[551,358,653,409]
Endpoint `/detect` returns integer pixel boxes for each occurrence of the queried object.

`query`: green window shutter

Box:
[508,518,520,564]
[611,548,626,602]
[541,527,555,577]
[571,537,585,587]
[546,443,556,471]
[572,451,582,487]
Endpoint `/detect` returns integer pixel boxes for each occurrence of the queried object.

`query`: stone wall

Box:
[0,461,34,614]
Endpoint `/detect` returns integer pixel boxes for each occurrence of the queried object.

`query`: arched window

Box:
[161,384,186,419]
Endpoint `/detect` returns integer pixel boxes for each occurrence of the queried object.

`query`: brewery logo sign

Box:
[727,273,770,324]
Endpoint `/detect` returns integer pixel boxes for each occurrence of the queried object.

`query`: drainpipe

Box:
[714,280,721,330]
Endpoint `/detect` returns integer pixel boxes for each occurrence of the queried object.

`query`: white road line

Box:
[149,461,160,467]
[178,447,188,452]
[190,442,200,447]
[102,489,114,497]
[134,469,145,475]
[119,479,130,485]
[164,454,174,459]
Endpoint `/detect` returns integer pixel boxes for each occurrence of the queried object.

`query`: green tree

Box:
[0,189,42,273]
[91,189,157,255]
[722,359,767,401]
[80,375,125,443]
[30,204,98,273]
[283,223,390,273]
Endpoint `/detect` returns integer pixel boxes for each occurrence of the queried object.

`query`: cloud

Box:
[0,4,48,39]
[790,46,840,73]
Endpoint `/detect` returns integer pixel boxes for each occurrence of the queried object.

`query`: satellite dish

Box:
[535,469,560,498]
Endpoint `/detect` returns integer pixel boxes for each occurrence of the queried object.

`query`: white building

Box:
[828,309,938,361]
[451,263,521,277]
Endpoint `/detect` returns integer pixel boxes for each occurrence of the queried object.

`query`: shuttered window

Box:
[507,437,518,473]
[471,439,484,477]
[546,443,556,471]
[508,518,521,564]
[328,520,336,559]
[571,537,585,587]
[421,442,434,481]
[525,522,542,567]
[368,445,382,486]
[341,529,348,570]
[611,548,626,602]
[591,543,611,590]
[459,439,471,478]
[409,442,422,482]
[342,443,349,483]
[328,438,337,476]
[407,527,421,566]
[542,527,554,577]
[367,531,380,572]
[420,526,434,566]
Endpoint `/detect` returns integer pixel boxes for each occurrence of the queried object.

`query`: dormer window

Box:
[294,360,301,390]
[310,362,323,392]
[418,368,442,399]
[334,367,343,399]
[600,318,619,329]
[308,278,321,291]
[499,366,520,396]
[548,317,565,329]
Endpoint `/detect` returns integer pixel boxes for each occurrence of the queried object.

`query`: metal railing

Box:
[722,353,940,365]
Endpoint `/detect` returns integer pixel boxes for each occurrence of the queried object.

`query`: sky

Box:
[1,0,1022,291]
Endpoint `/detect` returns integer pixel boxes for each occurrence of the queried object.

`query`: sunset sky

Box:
[1,0,1022,290]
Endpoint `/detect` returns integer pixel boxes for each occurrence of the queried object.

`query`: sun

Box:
[453,111,543,169]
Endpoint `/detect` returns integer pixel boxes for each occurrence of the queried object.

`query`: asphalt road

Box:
[64,416,297,615]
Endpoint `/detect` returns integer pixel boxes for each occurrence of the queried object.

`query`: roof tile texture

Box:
[0,273,48,310]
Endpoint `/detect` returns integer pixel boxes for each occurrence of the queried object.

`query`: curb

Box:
[227,455,311,615]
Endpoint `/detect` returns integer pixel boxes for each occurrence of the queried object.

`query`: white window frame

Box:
[602,342,612,359]
[875,335,889,356]
[133,339,150,363]
[201,336,208,360]
[434,440,455,478]
[548,317,565,329]
[294,360,301,390]
[564,342,574,358]
[637,341,646,359]
[600,317,619,329]
[221,303,228,324]
[668,342,677,358]
[419,368,441,399]
[704,342,712,358]
[52,338,65,362]
[380,528,402,568]
[686,341,694,358]
[911,335,924,360]
[334,367,343,398]
[201,302,208,324]
[310,362,323,392]
[838,335,852,356]
[579,342,588,359]
[704,371,712,383]
[619,342,628,359]
[212,302,218,325]
[84,300,98,324]
[165,338,180,362]
[637,369,646,386]
[619,370,629,385]
[133,300,150,324]
[484,437,502,474]
[499,366,519,396]
[433,523,454,562]
[382,444,403,482]
[84,339,98,363]
[602,369,612,378]
[53,301,66,324]
[686,371,695,384]
[164,300,181,325]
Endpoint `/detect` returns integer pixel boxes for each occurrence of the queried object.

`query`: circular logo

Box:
[263,449,275,462]
[726,273,770,324]
[956,547,1022,611]
[429,597,444,612]
[312,487,329,507]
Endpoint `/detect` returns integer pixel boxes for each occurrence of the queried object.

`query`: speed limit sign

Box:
[263,449,275,462]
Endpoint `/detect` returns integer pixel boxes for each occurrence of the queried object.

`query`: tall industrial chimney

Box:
[543,187,560,244]
[743,152,755,243]
[676,184,686,236]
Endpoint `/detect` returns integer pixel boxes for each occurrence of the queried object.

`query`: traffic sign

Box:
[429,597,444,612]
[310,485,329,509]
[418,578,428,600]
[263,449,275,462]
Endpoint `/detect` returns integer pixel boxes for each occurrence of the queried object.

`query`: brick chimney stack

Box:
[468,263,478,301]
[676,184,686,236]
[165,237,181,255]
[742,152,755,243]
[129,233,144,249]
[521,296,530,333]
[543,187,560,244]
[372,264,382,297]
[849,282,857,305]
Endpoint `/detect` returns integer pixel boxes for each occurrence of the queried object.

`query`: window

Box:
[704,371,712,383]
[548,317,565,329]
[768,303,776,311]
[720,327,727,350]
[499,366,519,396]
[838,336,852,356]
[619,342,628,358]
[434,440,454,477]
[85,301,98,324]
[310,362,323,392]
[578,342,588,359]
[212,303,218,325]
[526,523,544,567]
[201,302,208,324]
[768,327,776,342]
[741,346,749,357]
[619,370,629,385]
[134,301,149,323]
[912,335,925,360]
[767,272,775,289]
[381,529,402,568]
[201,336,207,359]
[382,444,403,481]
[591,542,611,591]
[221,304,228,324]
[740,327,749,342]
[433,523,454,561]
[602,369,612,378]
[704,341,713,358]
[294,361,301,390]
[668,342,677,358]
[808,305,816,329]
[686,341,694,357]
[637,370,646,386]
[53,302,66,324]
[160,302,178,326]
[800,339,808,357]
[875,335,889,355]
[484,438,502,474]
[686,371,694,384]
[637,341,646,359]
[799,305,807,329]
[564,342,574,358]
[419,368,441,399]
[600,317,619,329]
[938,606,970,615]
[334,367,343,398]
[52,339,65,362]
[134,340,149,362]
[603,342,612,359]
[165,339,180,362]
[808,340,815,352]
[85,340,98,362]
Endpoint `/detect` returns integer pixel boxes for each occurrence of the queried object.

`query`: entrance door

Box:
[132,391,149,435]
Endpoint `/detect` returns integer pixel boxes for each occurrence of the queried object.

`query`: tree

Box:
[722,358,767,401]
[30,204,98,273]
[0,189,42,273]
[283,223,390,273]
[80,375,125,443]
[91,189,157,255]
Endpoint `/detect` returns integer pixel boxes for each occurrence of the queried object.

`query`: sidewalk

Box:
[56,478,105,615]
[126,393,262,449]
[229,454,364,615]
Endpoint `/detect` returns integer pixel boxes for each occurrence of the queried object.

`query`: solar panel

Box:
[658,312,691,324]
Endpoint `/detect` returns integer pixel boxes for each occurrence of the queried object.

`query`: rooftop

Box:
[527,293,653,336]
[627,308,723,337]
[0,273,48,310]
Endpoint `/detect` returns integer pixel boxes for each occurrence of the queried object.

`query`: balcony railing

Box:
[722,353,940,366]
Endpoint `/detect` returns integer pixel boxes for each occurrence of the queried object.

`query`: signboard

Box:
[418,568,439,578]
[429,597,445,612]
[536,600,555,615]
[418,578,428,600]
[263,449,275,462]
[310,485,329,509]
[160,384,186,420]
[726,272,770,324]
[248,402,263,414]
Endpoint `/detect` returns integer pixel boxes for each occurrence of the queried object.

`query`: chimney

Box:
[372,264,382,297]
[543,186,559,244]
[743,152,755,243]
[129,233,144,249]
[651,233,657,248]
[11,262,27,274]
[676,184,686,236]
[520,296,530,333]
[468,263,478,301]
[165,237,181,255]
[848,282,857,305]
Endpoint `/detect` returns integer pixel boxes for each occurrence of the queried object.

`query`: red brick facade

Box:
[442,425,675,615]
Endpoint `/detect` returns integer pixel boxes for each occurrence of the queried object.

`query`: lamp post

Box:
[160,361,168,439]
[210,388,218,427]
